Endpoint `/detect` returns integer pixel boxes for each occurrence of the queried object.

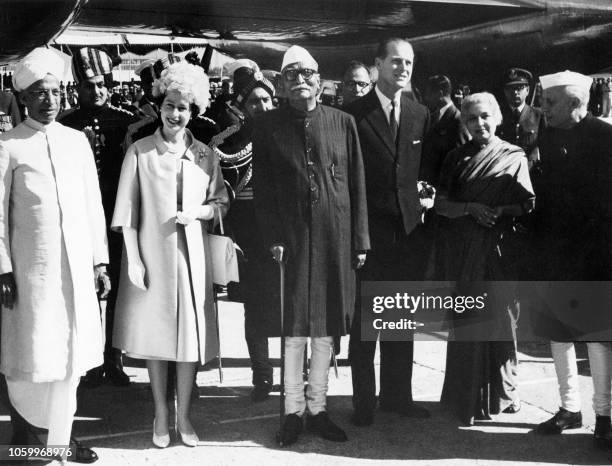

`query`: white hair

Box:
[564,84,590,110]
[152,62,210,114]
[460,92,503,126]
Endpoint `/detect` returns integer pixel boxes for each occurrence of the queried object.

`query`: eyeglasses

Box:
[29,89,61,101]
[344,80,371,89]
[283,68,317,81]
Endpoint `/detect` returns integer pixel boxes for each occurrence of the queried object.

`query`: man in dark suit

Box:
[498,68,545,168]
[421,74,470,186]
[345,37,432,426]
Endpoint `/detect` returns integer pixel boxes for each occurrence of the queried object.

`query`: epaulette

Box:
[108,104,135,118]
[195,115,217,126]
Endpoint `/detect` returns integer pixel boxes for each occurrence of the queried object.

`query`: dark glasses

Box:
[283,68,317,81]
[344,80,371,89]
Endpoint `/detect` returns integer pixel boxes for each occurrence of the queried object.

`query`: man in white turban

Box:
[0,47,109,463]
[532,70,612,449]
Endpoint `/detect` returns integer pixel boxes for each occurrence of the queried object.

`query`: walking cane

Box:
[271,245,286,446]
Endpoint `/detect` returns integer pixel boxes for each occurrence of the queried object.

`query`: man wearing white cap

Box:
[533,70,612,448]
[0,47,109,462]
[252,45,370,445]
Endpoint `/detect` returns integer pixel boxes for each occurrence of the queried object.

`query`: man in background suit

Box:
[421,74,470,187]
[346,37,432,427]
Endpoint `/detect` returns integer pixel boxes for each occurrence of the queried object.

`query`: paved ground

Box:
[1,300,611,466]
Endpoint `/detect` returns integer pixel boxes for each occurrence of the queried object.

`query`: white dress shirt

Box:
[375,86,401,126]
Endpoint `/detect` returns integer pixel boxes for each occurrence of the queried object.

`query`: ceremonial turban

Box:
[12,47,65,92]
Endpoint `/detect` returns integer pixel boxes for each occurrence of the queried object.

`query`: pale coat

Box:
[0,118,108,383]
[112,129,228,363]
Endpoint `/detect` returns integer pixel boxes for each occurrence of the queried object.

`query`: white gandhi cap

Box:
[539,70,593,91]
[281,45,318,72]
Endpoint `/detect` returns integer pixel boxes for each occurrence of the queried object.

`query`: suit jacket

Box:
[346,88,430,236]
[422,102,469,187]
[499,104,544,164]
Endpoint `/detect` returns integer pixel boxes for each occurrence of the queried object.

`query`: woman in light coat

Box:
[112,62,228,448]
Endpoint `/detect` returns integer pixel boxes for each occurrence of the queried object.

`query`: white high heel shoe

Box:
[178,429,199,447]
[152,419,170,448]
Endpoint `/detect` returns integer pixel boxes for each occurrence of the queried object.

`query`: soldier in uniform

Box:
[498,68,545,168]
[209,60,277,402]
[59,47,138,387]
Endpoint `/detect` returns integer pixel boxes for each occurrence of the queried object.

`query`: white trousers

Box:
[550,341,581,412]
[587,342,612,416]
[284,336,332,416]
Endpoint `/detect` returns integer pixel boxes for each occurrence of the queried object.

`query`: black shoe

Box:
[250,382,272,402]
[82,366,104,388]
[536,408,582,434]
[277,413,303,446]
[68,437,99,463]
[351,410,374,427]
[383,403,430,418]
[104,362,130,386]
[594,415,612,449]
[306,412,348,442]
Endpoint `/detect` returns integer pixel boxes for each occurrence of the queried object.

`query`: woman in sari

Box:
[435,92,535,425]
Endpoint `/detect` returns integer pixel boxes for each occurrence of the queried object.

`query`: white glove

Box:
[176,205,215,225]
[128,258,147,290]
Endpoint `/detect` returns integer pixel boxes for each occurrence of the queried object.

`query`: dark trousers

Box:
[349,217,427,413]
[244,302,273,386]
[103,231,123,364]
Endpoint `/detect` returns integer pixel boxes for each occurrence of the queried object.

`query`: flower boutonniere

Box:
[196,147,208,164]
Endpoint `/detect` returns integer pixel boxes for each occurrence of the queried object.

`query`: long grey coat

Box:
[252,105,370,338]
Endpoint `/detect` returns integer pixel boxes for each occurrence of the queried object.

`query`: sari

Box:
[436,137,535,425]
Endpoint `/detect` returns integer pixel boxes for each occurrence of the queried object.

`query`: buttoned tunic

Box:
[252,105,370,337]
[0,118,108,382]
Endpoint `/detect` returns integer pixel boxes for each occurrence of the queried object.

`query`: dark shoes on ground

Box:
[351,409,374,427]
[104,362,130,386]
[306,412,348,442]
[251,381,273,402]
[594,415,612,449]
[68,437,99,463]
[83,363,130,388]
[380,402,431,419]
[278,413,303,446]
[536,408,582,434]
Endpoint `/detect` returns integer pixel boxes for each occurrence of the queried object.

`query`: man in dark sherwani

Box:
[345,37,432,427]
[252,45,370,446]
[533,70,612,448]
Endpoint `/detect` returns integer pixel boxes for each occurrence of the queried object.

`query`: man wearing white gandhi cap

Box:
[252,44,369,445]
[532,69,612,449]
[0,47,109,463]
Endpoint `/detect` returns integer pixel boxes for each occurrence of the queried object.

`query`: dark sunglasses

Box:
[283,68,317,81]
[344,80,371,89]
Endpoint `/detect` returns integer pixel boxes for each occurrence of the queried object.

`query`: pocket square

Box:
[412,140,421,145]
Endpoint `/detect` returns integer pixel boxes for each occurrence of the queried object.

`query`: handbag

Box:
[208,207,240,286]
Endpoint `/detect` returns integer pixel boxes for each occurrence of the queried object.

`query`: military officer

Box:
[498,68,545,168]
[59,47,138,387]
